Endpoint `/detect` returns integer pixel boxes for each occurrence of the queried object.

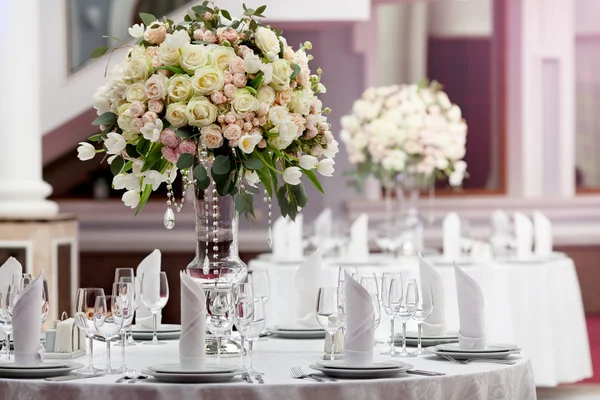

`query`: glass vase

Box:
[396,173,431,256]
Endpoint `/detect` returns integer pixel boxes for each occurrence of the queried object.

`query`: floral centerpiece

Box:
[340,81,467,190]
[77,3,337,284]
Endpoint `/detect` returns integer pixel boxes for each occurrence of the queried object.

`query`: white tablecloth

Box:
[250,254,592,387]
[0,338,536,400]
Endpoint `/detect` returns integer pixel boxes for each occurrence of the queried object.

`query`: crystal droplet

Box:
[267,226,273,248]
[202,255,210,275]
[163,208,175,229]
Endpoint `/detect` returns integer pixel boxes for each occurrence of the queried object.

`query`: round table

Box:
[0,338,536,400]
[250,254,592,386]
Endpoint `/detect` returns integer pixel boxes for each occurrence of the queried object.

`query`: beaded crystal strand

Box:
[163,167,192,230]
[264,189,273,248]
[198,146,211,275]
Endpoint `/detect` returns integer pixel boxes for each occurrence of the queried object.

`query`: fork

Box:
[290,367,325,382]
[115,369,137,383]
[128,372,149,384]
[441,355,516,365]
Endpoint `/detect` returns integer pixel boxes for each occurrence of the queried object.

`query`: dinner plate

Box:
[317,359,406,370]
[425,347,520,360]
[132,324,182,333]
[0,361,71,370]
[267,328,326,339]
[131,331,181,341]
[404,338,459,347]
[149,363,237,374]
[309,363,413,379]
[142,368,244,383]
[273,325,324,332]
[0,362,83,379]
[435,343,519,353]
[425,256,473,266]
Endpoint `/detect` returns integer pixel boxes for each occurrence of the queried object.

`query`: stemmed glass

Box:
[93,295,123,374]
[112,282,135,371]
[316,287,346,361]
[381,273,403,356]
[12,274,32,289]
[115,276,139,346]
[41,280,49,326]
[240,297,266,375]
[390,279,418,357]
[0,286,18,359]
[247,270,269,304]
[205,285,234,363]
[74,288,105,373]
[114,268,135,283]
[412,284,434,356]
[234,283,254,370]
[139,271,169,345]
[359,276,381,329]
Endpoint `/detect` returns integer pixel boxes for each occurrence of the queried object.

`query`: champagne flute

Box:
[412,284,434,356]
[381,272,403,356]
[41,280,49,326]
[234,283,254,370]
[205,286,234,363]
[392,279,418,357]
[139,272,169,345]
[114,268,135,283]
[116,276,138,346]
[75,288,105,373]
[240,297,266,375]
[112,282,134,371]
[316,287,346,361]
[94,295,123,374]
[247,270,270,304]
[0,287,18,360]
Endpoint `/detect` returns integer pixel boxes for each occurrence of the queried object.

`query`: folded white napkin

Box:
[271,216,287,259]
[344,272,374,367]
[490,210,513,257]
[288,215,304,260]
[54,318,77,353]
[0,257,22,301]
[533,211,553,256]
[443,213,461,260]
[514,212,533,259]
[314,208,333,242]
[13,271,45,365]
[179,272,206,368]
[454,265,486,350]
[350,213,369,259]
[418,256,445,336]
[136,249,162,328]
[295,249,322,329]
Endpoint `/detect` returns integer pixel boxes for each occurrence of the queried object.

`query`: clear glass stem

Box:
[106,340,111,372]
[417,322,422,352]
[239,335,245,369]
[120,331,126,369]
[152,312,158,344]
[6,332,11,360]
[389,317,396,355]
[329,332,335,361]
[88,335,94,368]
[217,336,222,363]
[248,340,254,371]
[401,321,408,353]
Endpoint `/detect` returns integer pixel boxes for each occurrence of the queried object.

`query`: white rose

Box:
[243,53,261,74]
[435,156,449,170]
[255,27,281,57]
[93,86,110,115]
[299,155,317,170]
[105,132,127,155]
[181,44,208,73]
[125,56,152,82]
[449,170,464,187]
[268,135,292,150]
[316,158,335,177]
[283,166,302,185]
[290,89,313,115]
[238,133,261,154]
[140,119,163,142]
[447,105,462,122]
[270,59,292,91]
[125,82,148,103]
[257,86,275,105]
[191,65,225,95]
[200,124,224,149]
[231,89,260,116]
[278,121,298,142]
[145,74,168,100]
[437,91,452,109]
[268,106,289,125]
[165,102,189,128]
[208,46,236,70]
[322,140,339,158]
[260,63,273,85]
[122,190,140,209]
[158,42,180,66]
[113,173,140,191]
[168,74,194,102]
[165,29,191,50]
[77,142,96,161]
[454,160,467,173]
[186,96,218,127]
[340,115,360,132]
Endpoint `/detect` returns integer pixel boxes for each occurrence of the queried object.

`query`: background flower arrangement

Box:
[77,2,337,221]
[340,81,467,190]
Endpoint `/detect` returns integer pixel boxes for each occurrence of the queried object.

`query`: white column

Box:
[0,0,58,216]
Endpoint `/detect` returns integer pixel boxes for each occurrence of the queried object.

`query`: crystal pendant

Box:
[164,207,175,229]
[267,226,273,248]
[202,255,210,275]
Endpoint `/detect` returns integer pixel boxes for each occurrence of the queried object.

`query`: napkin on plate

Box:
[344,272,374,366]
[13,271,45,365]
[294,249,322,329]
[514,212,533,259]
[136,249,162,329]
[349,213,369,259]
[443,213,461,260]
[490,210,513,256]
[179,272,206,368]
[271,216,287,259]
[314,208,333,242]
[454,264,485,350]
[0,257,22,300]
[288,215,304,260]
[418,256,445,336]
[533,211,553,256]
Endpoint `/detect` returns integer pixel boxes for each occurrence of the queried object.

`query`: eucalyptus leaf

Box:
[213,155,231,175]
[256,5,267,14]
[110,156,125,176]
[92,112,117,126]
[292,182,308,208]
[290,63,301,80]
[177,153,194,169]
[87,133,103,142]
[302,169,324,193]
[235,194,246,213]
[176,128,193,138]
[194,164,208,181]
[221,9,232,20]
[139,13,157,26]
[90,46,109,59]
[125,144,139,158]
[244,158,263,170]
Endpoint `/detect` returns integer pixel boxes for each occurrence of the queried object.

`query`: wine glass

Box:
[381,272,403,356]
[139,271,169,345]
[205,286,234,363]
[12,274,32,290]
[94,295,123,374]
[41,280,49,326]
[74,288,105,373]
[114,268,135,283]
[0,286,18,360]
[115,276,139,346]
[412,284,434,356]
[234,283,254,370]
[247,270,269,303]
[359,276,381,329]
[112,282,135,371]
[316,287,346,361]
[391,279,418,357]
[240,297,266,375]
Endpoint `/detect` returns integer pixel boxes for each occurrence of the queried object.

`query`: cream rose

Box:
[278,121,298,142]
[158,42,180,66]
[144,25,167,45]
[148,100,164,114]
[181,44,208,73]
[231,89,260,116]
[275,89,292,106]
[268,106,289,125]
[117,104,133,132]
[270,59,292,91]
[165,102,189,128]
[125,56,152,82]
[125,82,148,103]
[208,46,236,70]
[191,66,225,95]
[243,53,261,74]
[145,74,168,100]
[223,124,242,141]
[129,101,146,118]
[257,86,275,105]
[167,74,194,102]
[290,89,313,115]
[200,124,224,148]
[254,27,280,58]
[186,96,218,127]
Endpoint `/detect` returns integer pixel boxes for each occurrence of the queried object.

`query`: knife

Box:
[46,373,104,382]
[406,370,445,376]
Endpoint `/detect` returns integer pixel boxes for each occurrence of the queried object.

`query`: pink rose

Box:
[157,69,171,77]
[244,112,255,122]
[145,74,168,100]
[258,115,267,126]
[250,127,262,137]
[297,70,310,87]
[160,128,179,149]
[283,47,295,62]
[258,103,269,116]
[223,84,236,98]
[193,29,203,40]
[233,73,246,88]
[229,139,239,147]
[152,56,161,68]
[311,98,322,114]
[224,71,233,84]
[311,145,323,157]
[234,119,244,128]
[243,121,252,132]
[148,100,164,114]
[223,124,242,141]
[144,25,167,45]
[318,121,329,131]
[210,91,225,105]
[324,130,334,143]
[200,125,224,149]
[217,114,225,124]
[252,118,259,127]
[177,139,196,154]
[162,146,179,163]
[229,57,245,74]
[202,30,217,44]
[258,138,267,149]
[290,113,306,134]
[142,111,158,125]
[305,114,318,131]
[222,28,239,43]
[129,101,146,118]
[131,118,144,132]
[224,113,236,125]
[237,45,252,58]
[306,128,318,138]
[146,47,158,58]
[276,90,293,106]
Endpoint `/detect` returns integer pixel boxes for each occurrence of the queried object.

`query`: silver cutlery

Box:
[406,370,445,376]
[128,372,148,384]
[290,367,325,382]
[115,369,137,383]
[254,374,264,384]
[46,373,104,382]
[242,372,253,383]
[310,373,337,382]
[441,355,516,365]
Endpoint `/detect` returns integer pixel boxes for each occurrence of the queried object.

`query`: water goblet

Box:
[411,284,434,356]
[114,268,135,283]
[116,276,139,346]
[391,279,418,357]
[112,282,134,371]
[234,283,254,370]
[140,271,169,345]
[0,287,18,360]
[359,276,381,329]
[381,273,403,356]
[94,295,124,374]
[316,287,346,361]
[75,288,105,373]
[205,285,234,363]
[239,297,266,375]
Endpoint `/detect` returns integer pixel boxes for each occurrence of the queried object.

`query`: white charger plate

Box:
[149,363,237,374]
[317,359,406,370]
[309,363,412,379]
[425,347,520,360]
[132,324,182,333]
[273,325,324,332]
[435,343,519,353]
[142,367,243,383]
[268,328,326,339]
[131,331,181,341]
[0,361,71,370]
[0,362,83,379]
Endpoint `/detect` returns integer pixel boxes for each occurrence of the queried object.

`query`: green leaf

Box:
[255,163,272,197]
[256,5,267,15]
[176,128,193,139]
[194,164,208,181]
[249,71,264,90]
[302,169,324,193]
[276,185,288,217]
[125,144,139,158]
[231,20,241,29]
[139,13,157,26]
[92,112,117,126]
[221,9,232,20]
[245,8,256,16]
[290,63,301,80]
[141,143,164,172]
[249,19,257,31]
[87,133,103,142]
[177,153,194,169]
[242,3,247,11]
[245,86,257,96]
[278,40,285,59]
[90,46,109,59]
[110,156,125,176]
[292,182,308,208]
[244,158,263,171]
[244,185,259,195]
[135,184,153,216]
[154,65,186,75]
[136,138,150,155]
[212,155,231,175]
